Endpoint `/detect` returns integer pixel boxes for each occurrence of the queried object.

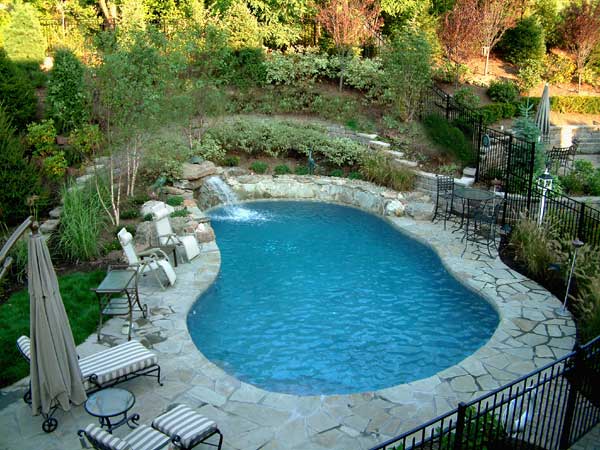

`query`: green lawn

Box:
[0,270,105,388]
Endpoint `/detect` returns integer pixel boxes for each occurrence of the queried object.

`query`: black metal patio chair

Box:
[432,175,455,229]
[463,198,505,257]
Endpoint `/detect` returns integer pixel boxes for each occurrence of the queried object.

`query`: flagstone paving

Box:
[0,214,576,450]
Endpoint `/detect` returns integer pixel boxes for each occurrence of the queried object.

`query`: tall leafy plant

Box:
[382,29,432,122]
[0,49,37,130]
[46,49,90,133]
[2,2,46,63]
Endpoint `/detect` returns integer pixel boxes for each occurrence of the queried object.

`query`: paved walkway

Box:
[0,215,576,450]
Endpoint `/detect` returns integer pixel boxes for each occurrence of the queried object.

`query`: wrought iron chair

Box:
[547,139,579,174]
[432,175,455,229]
[463,198,505,257]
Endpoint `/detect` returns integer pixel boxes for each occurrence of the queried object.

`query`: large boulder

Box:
[181,161,217,180]
[140,201,174,218]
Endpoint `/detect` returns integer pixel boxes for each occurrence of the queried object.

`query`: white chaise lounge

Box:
[152,204,201,263]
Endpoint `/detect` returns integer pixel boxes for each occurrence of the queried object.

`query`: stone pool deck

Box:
[0,216,576,450]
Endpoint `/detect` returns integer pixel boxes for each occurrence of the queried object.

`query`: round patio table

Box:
[84,387,139,433]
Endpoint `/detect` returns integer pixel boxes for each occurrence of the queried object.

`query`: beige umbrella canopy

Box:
[28,230,86,419]
[535,83,551,141]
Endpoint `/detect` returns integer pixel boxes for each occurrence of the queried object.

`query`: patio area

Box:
[0,216,576,450]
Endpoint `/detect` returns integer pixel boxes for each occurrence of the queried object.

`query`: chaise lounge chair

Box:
[152,205,201,263]
[79,403,223,450]
[17,336,162,401]
[118,228,176,289]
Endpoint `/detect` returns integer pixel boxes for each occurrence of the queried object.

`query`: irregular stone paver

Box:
[0,182,578,450]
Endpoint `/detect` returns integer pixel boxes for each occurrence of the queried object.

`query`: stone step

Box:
[369,140,391,149]
[40,219,60,234]
[49,206,62,219]
[356,132,378,140]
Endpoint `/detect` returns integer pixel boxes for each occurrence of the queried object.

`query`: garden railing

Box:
[370,335,600,450]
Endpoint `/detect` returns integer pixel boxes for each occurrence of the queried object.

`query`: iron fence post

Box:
[577,202,586,241]
[559,344,584,449]
[453,402,467,450]
[526,141,536,213]
[445,94,451,120]
[475,117,483,183]
[501,135,514,226]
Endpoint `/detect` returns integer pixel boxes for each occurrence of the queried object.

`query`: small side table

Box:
[85,388,138,433]
[92,267,147,341]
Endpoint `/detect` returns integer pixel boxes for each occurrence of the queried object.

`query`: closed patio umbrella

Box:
[535,83,551,141]
[28,227,86,420]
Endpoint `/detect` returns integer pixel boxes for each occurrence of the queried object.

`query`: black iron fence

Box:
[421,86,600,247]
[370,335,600,450]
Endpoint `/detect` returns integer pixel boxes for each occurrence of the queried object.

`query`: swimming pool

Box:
[187,201,499,395]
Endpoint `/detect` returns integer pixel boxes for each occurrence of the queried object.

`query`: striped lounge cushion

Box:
[17,336,31,362]
[152,404,217,449]
[79,340,158,390]
[124,425,170,450]
[83,424,131,450]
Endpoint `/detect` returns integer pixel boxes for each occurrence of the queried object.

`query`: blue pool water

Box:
[187,201,499,395]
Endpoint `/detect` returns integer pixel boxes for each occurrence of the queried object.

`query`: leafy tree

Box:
[438,0,480,85]
[0,49,37,131]
[2,2,46,62]
[317,0,382,90]
[0,106,42,225]
[561,0,600,92]
[245,0,312,48]
[477,0,519,75]
[222,0,263,49]
[382,28,432,122]
[46,49,89,133]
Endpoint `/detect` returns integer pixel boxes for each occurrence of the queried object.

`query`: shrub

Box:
[0,107,42,224]
[250,161,268,174]
[508,217,556,279]
[0,49,37,130]
[329,169,344,177]
[544,52,576,85]
[265,50,331,86]
[143,213,153,221]
[222,0,262,50]
[42,151,68,180]
[46,49,89,133]
[2,2,46,63]
[453,87,480,110]
[120,208,139,220]
[26,119,58,157]
[517,59,545,95]
[142,138,193,181]
[68,124,102,164]
[576,276,600,343]
[229,47,266,86]
[560,160,600,195]
[348,171,362,180]
[549,96,600,115]
[166,196,184,207]
[224,156,240,166]
[479,102,518,125]
[487,80,519,104]
[170,208,189,218]
[498,17,545,66]
[274,164,291,175]
[360,151,415,192]
[57,181,106,261]
[294,165,309,175]
[422,114,474,164]
[194,136,225,163]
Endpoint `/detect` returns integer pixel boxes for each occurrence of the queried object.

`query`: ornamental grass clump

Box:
[359,151,415,192]
[508,216,556,279]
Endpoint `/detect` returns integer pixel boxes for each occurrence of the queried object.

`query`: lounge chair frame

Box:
[16,337,162,433]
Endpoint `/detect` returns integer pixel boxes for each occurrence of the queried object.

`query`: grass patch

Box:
[0,270,105,388]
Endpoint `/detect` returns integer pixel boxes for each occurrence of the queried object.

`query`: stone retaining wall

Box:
[198,174,411,218]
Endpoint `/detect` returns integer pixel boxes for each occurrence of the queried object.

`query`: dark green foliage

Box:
[0,270,106,387]
[2,2,46,63]
[274,164,291,175]
[250,161,269,174]
[294,165,309,175]
[0,107,41,225]
[329,169,344,177]
[453,87,480,110]
[224,156,240,166]
[143,213,154,221]
[560,160,600,196]
[120,208,140,220]
[132,193,151,205]
[422,114,474,164]
[498,17,545,66]
[166,196,184,206]
[170,208,189,218]
[479,102,518,125]
[347,171,362,180]
[46,49,90,133]
[26,119,58,157]
[487,80,519,104]
[0,50,37,130]
[229,48,267,86]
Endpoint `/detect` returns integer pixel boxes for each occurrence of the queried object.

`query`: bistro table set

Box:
[432,175,505,257]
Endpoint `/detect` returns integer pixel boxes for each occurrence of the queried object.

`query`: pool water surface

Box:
[187,201,499,395]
